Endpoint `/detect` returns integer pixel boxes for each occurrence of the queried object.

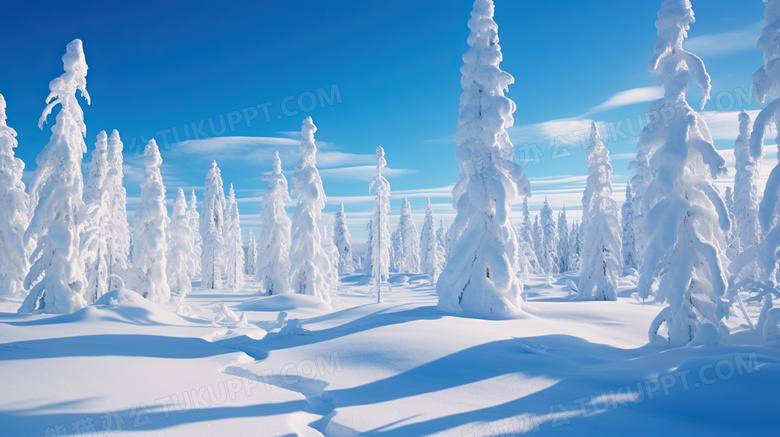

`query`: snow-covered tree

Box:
[289,117,336,302]
[621,181,638,267]
[21,40,90,314]
[724,186,740,259]
[392,197,421,273]
[369,146,391,298]
[569,221,582,272]
[224,184,245,290]
[519,197,540,273]
[436,0,531,318]
[167,188,194,297]
[556,207,571,273]
[82,131,111,303]
[0,92,29,299]
[105,130,130,291]
[579,123,623,301]
[126,139,170,302]
[188,190,202,278]
[363,217,374,275]
[629,144,651,267]
[333,203,354,274]
[245,229,257,276]
[733,110,761,253]
[539,198,558,274]
[257,152,292,295]
[638,0,730,345]
[420,198,444,281]
[532,215,544,271]
[200,161,226,289]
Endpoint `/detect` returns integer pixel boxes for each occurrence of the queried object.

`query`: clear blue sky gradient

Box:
[0,0,769,242]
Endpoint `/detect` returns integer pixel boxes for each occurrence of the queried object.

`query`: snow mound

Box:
[279,318,310,335]
[689,322,720,346]
[235,293,331,312]
[89,288,186,325]
[213,303,250,328]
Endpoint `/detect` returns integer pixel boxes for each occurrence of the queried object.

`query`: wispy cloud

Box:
[685,21,763,58]
[588,87,663,114]
[700,109,762,141]
[318,165,414,180]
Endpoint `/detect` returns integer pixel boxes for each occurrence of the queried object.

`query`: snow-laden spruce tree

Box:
[245,229,257,276]
[105,130,130,290]
[539,198,558,274]
[420,198,444,281]
[730,0,780,336]
[21,40,90,314]
[724,186,740,259]
[363,218,374,275]
[126,139,170,302]
[733,110,761,254]
[621,181,638,267]
[394,197,421,273]
[532,215,544,271]
[289,117,336,301]
[569,221,582,272]
[436,0,531,317]
[200,161,226,289]
[167,188,194,298]
[0,92,29,299]
[333,203,354,274]
[579,123,623,301]
[188,190,202,278]
[519,197,540,273]
[225,184,245,290]
[556,207,571,273]
[638,0,730,345]
[82,131,112,303]
[390,225,402,273]
[257,152,292,295]
[369,146,391,299]
[629,142,652,267]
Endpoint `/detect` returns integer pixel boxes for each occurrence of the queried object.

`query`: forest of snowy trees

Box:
[0,0,778,349]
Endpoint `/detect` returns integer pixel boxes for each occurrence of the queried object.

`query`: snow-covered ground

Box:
[1,274,778,436]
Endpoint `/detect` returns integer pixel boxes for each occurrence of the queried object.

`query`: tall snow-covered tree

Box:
[369,146,391,297]
[393,197,421,273]
[257,152,292,295]
[629,145,651,267]
[105,130,130,290]
[733,110,761,253]
[518,197,539,273]
[724,186,739,259]
[188,190,202,278]
[638,0,730,345]
[556,207,571,273]
[225,184,245,290]
[621,181,638,267]
[289,117,336,302]
[0,92,29,299]
[579,123,623,301]
[126,139,170,302]
[436,0,531,318]
[539,198,558,274]
[245,229,257,276]
[569,221,582,272]
[333,203,354,275]
[532,215,544,272]
[82,131,111,302]
[200,161,226,289]
[21,40,91,314]
[420,198,444,281]
[363,217,374,275]
[167,188,194,298]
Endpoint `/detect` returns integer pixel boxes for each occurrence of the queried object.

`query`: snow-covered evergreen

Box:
[621,181,638,267]
[629,144,651,267]
[188,190,202,278]
[519,197,540,273]
[333,203,354,274]
[105,130,130,291]
[289,117,336,301]
[0,92,29,299]
[724,186,740,259]
[224,184,245,290]
[393,197,421,273]
[126,139,170,302]
[245,229,257,276]
[420,198,444,281]
[21,40,90,314]
[579,123,623,301]
[556,207,571,273]
[200,161,226,289]
[569,221,582,272]
[638,0,729,345]
[436,0,531,318]
[732,111,761,254]
[369,146,391,296]
[257,152,292,295]
[167,188,194,298]
[82,131,111,303]
[532,215,544,272]
[539,198,558,275]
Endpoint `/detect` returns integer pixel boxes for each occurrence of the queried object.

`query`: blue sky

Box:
[0,0,773,243]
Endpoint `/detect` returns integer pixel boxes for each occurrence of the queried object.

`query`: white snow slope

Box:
[0,274,778,436]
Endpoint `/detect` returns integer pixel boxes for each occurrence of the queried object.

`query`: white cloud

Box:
[700,110,762,140]
[685,21,763,58]
[318,165,414,181]
[589,87,664,113]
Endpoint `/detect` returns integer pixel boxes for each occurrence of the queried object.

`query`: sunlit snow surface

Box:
[0,275,778,436]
